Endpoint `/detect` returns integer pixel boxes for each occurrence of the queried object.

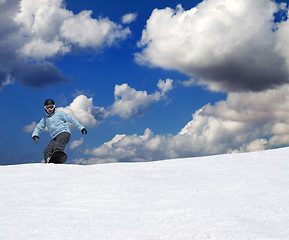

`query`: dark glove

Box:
[81,128,87,135]
[33,136,39,143]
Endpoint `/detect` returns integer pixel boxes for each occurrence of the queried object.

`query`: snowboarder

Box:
[32,99,87,163]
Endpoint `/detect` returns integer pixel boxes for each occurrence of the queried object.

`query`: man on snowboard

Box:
[32,99,87,163]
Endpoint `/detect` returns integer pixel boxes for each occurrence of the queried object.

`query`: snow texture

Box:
[1,147,289,240]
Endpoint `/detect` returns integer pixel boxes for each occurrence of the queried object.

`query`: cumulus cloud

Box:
[79,84,289,164]
[15,0,130,58]
[121,13,137,24]
[276,4,289,73]
[0,0,131,89]
[109,79,173,119]
[59,95,107,127]
[199,85,289,151]
[0,0,69,90]
[136,0,289,92]
[57,79,173,129]
[157,78,173,93]
[60,11,130,49]
[83,128,166,164]
[23,121,37,133]
[24,79,173,133]
[19,38,70,59]
[70,138,84,150]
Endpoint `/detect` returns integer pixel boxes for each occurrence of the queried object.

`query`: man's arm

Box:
[32,118,46,142]
[60,111,86,133]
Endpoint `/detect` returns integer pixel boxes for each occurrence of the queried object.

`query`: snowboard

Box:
[49,151,67,164]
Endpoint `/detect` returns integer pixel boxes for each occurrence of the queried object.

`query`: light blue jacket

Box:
[32,110,85,139]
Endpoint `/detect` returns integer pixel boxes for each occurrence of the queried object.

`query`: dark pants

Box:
[43,132,71,160]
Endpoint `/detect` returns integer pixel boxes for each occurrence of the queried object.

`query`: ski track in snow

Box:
[1,148,289,240]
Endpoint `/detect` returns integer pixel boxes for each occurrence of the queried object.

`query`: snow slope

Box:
[1,148,289,240]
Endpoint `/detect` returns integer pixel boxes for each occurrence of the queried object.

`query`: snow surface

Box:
[1,148,289,240]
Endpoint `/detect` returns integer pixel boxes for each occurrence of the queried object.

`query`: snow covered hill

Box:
[1,148,289,240]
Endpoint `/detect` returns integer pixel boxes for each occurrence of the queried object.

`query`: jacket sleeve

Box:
[32,118,46,137]
[60,111,85,131]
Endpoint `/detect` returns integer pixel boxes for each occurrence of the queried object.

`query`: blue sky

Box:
[1,0,289,165]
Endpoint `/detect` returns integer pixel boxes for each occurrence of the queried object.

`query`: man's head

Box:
[44,99,55,115]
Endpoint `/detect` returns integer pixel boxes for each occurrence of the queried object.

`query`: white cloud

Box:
[0,0,131,89]
[276,6,289,72]
[59,95,107,127]
[23,121,37,132]
[20,38,70,59]
[136,0,289,92]
[15,0,130,59]
[39,79,173,134]
[83,128,167,163]
[178,84,289,153]
[60,11,130,48]
[121,13,137,24]
[244,139,268,153]
[70,138,84,149]
[109,79,173,119]
[105,134,126,147]
[0,74,14,90]
[79,84,289,164]
[157,78,173,94]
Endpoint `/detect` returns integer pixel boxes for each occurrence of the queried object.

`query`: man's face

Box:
[44,105,55,115]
